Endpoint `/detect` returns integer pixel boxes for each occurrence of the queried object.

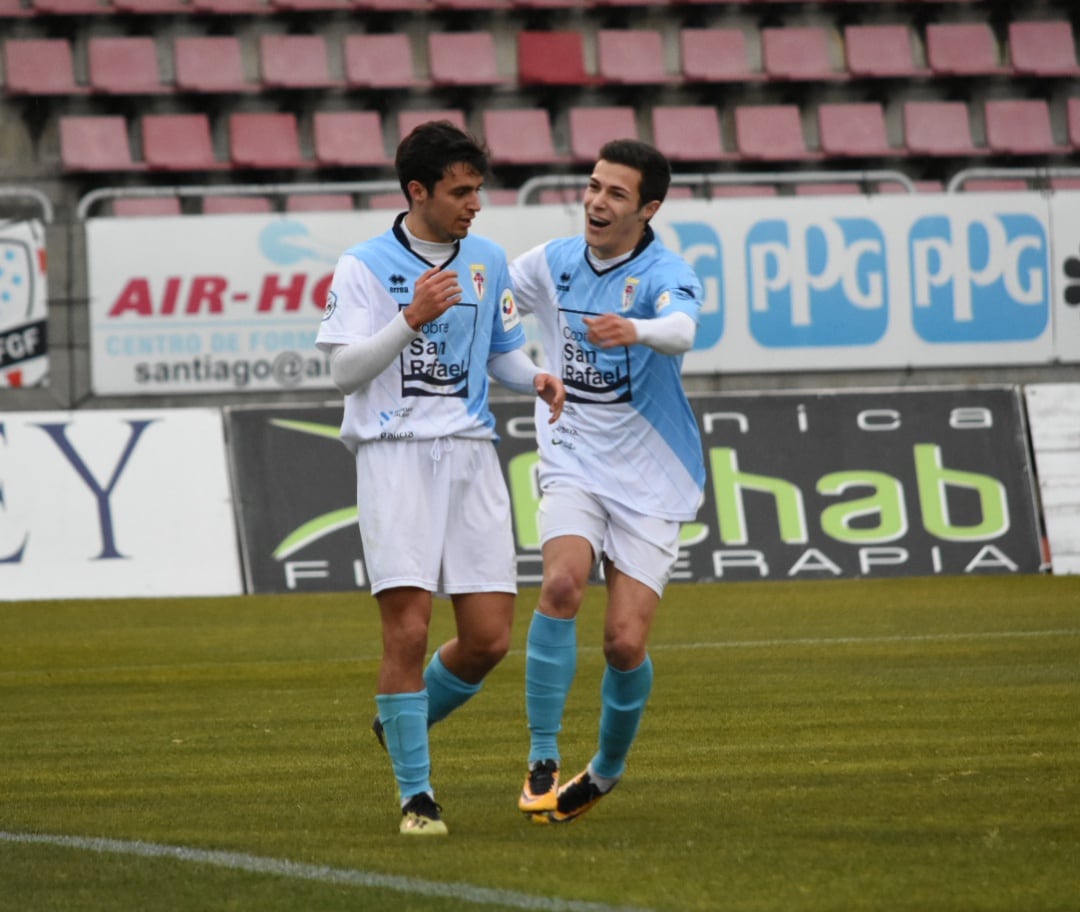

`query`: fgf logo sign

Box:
[909,212,1049,342]
[745,216,888,347]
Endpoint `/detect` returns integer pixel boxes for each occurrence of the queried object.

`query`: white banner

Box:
[1048,192,1080,363]
[87,193,1069,395]
[0,219,49,388]
[1024,383,1080,575]
[0,408,242,599]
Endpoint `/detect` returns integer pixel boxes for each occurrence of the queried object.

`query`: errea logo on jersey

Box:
[746,217,888,348]
[388,273,409,294]
[500,289,520,331]
[909,213,1049,342]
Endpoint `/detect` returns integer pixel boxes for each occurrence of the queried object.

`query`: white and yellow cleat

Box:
[400,792,448,836]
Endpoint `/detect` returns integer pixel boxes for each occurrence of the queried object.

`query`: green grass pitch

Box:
[2,575,1079,912]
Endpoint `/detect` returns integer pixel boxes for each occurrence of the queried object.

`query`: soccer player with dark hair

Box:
[316,121,564,836]
[510,139,705,823]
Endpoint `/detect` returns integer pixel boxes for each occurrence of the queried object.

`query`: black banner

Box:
[226,387,1043,593]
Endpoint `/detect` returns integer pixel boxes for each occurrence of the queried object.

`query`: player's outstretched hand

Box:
[534,372,566,423]
[583,313,637,348]
[403,266,462,330]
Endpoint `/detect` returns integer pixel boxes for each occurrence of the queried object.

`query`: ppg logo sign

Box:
[745,218,887,347]
[909,214,1048,342]
[662,221,724,351]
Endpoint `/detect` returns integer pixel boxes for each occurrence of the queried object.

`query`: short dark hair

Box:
[597,139,671,208]
[395,120,490,202]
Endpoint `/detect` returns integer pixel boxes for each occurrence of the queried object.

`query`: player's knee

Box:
[461,628,511,672]
[602,631,647,670]
[540,569,586,617]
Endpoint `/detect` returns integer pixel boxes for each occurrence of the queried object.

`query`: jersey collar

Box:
[585,223,656,276]
[392,211,461,268]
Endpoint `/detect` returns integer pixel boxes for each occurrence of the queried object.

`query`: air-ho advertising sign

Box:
[227,387,1042,594]
[86,193,1075,396]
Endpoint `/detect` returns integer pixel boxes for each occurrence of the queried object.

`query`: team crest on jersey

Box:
[621,277,640,312]
[322,290,337,321]
[471,264,486,301]
[500,289,520,331]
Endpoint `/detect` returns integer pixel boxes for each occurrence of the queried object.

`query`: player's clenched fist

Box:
[404,266,463,330]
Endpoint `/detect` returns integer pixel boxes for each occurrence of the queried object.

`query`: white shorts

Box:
[354,437,518,597]
[537,481,681,598]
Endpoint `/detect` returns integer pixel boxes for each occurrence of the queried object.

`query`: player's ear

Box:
[641,199,661,222]
[406,179,427,207]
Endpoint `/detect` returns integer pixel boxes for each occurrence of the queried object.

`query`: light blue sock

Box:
[592,655,654,781]
[374,690,431,804]
[525,611,577,765]
[424,648,481,726]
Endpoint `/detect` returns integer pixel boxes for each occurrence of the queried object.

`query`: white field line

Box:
[0,831,653,912]
[1,629,1078,681]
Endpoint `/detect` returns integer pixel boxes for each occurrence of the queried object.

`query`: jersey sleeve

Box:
[649,258,704,325]
[508,243,550,317]
[315,254,384,352]
[488,255,527,354]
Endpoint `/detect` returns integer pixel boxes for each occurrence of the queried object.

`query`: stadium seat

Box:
[354,0,428,9]
[596,30,674,85]
[344,34,425,89]
[708,185,779,199]
[428,32,503,87]
[259,35,339,89]
[482,189,519,206]
[734,105,821,161]
[3,38,88,95]
[0,0,34,15]
[762,26,847,81]
[1068,99,1080,148]
[926,23,1006,76]
[397,109,466,140]
[902,101,983,156]
[285,194,354,211]
[679,28,759,83]
[431,0,508,10]
[984,100,1065,155]
[482,109,565,165]
[817,103,898,158]
[568,106,637,163]
[113,197,183,216]
[1008,21,1080,77]
[191,0,267,11]
[88,37,170,94]
[227,113,307,168]
[141,114,225,171]
[517,31,593,86]
[31,0,111,12]
[844,25,925,78]
[271,0,351,9]
[794,183,862,196]
[60,116,144,171]
[112,0,188,11]
[1050,178,1080,191]
[202,195,274,213]
[364,191,407,209]
[961,179,1031,192]
[313,111,390,167]
[174,37,258,93]
[651,105,731,163]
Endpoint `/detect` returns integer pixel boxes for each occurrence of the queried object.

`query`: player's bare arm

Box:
[402,266,462,330]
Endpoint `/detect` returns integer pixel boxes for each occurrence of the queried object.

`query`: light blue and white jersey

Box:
[317,215,525,449]
[511,228,706,521]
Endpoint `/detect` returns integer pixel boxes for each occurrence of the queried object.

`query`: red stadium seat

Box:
[228,112,306,168]
[1068,99,1080,148]
[794,183,862,196]
[844,25,925,79]
[364,191,408,209]
[596,30,674,85]
[651,105,731,163]
[708,185,779,199]
[174,37,258,93]
[0,0,34,16]
[113,197,183,216]
[817,103,898,158]
[902,101,983,156]
[202,195,274,213]
[112,0,189,11]
[1008,21,1080,77]
[762,26,847,81]
[260,35,339,89]
[926,23,1006,76]
[517,31,593,86]
[31,0,111,12]
[344,34,426,89]
[397,109,466,140]
[428,32,503,87]
[285,194,354,211]
[141,114,225,170]
[313,111,391,167]
[961,179,1031,192]
[734,105,821,161]
[568,106,638,163]
[190,0,267,11]
[3,38,88,95]
[271,0,351,10]
[679,28,759,83]
[482,109,566,165]
[88,37,170,94]
[60,116,144,171]
[984,100,1065,155]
